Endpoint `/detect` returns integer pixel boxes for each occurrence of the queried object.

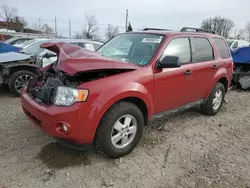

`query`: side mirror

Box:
[41,54,58,68]
[157,56,181,69]
[43,53,56,58]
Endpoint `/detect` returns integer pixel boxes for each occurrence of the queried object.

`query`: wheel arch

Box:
[113,97,149,125]
[205,68,229,98]
[217,77,228,92]
[7,65,39,78]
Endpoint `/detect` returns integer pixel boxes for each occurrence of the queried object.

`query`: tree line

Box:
[201,16,250,39]
[1,4,250,40]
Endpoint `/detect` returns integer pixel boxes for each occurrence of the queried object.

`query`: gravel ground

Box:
[0,89,250,188]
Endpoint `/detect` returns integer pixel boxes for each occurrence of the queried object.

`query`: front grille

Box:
[23,107,42,127]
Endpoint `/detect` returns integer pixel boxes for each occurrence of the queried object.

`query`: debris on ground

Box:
[0,90,250,187]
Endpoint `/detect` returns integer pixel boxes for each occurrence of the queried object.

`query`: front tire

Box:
[9,70,35,97]
[95,102,144,158]
[201,82,225,115]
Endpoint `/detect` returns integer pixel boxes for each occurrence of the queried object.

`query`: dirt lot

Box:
[0,89,250,188]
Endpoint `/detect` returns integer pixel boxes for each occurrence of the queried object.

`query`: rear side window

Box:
[85,43,95,51]
[78,43,86,48]
[191,38,214,62]
[162,38,191,64]
[213,38,230,59]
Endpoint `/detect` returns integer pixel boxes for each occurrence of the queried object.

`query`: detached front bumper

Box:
[20,88,105,145]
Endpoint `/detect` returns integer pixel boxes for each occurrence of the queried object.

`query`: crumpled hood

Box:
[41,42,140,75]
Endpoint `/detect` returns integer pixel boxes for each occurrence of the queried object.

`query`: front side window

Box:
[161,38,191,64]
[97,33,164,66]
[191,37,214,62]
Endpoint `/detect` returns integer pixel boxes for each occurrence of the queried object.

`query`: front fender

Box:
[92,82,153,121]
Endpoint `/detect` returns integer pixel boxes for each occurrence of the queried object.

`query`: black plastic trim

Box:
[180,27,215,34]
[152,99,205,120]
[54,137,92,151]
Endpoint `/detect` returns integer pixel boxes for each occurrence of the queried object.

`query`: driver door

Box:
[153,37,195,114]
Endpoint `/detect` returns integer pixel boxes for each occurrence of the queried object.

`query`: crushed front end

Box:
[21,65,107,146]
[20,42,139,149]
[233,63,250,90]
[231,46,250,90]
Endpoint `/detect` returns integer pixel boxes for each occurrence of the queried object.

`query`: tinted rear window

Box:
[191,37,214,62]
[213,38,230,59]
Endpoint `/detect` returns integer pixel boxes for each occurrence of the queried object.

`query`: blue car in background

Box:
[0,41,21,53]
[231,46,250,89]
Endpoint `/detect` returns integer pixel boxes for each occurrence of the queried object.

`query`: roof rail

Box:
[143,28,172,31]
[180,27,215,34]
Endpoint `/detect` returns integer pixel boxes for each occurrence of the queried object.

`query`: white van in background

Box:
[226,39,250,49]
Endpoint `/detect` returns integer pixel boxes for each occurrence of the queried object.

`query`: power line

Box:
[125,9,128,32]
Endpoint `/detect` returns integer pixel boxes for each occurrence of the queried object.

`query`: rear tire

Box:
[95,102,144,158]
[9,70,35,97]
[201,82,225,115]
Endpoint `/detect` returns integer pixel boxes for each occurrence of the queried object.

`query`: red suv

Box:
[21,27,233,158]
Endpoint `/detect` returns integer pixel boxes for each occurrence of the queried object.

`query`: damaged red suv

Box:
[21,27,233,158]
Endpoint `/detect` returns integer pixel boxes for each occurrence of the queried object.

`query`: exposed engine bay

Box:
[233,64,250,90]
[27,66,131,105]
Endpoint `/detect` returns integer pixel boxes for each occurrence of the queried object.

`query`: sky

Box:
[1,0,250,39]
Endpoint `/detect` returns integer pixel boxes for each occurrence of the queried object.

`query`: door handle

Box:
[184,70,192,75]
[212,65,218,69]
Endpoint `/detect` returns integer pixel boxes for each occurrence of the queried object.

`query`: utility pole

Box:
[69,19,71,39]
[55,17,57,37]
[125,9,128,32]
[85,12,87,39]
[39,18,41,31]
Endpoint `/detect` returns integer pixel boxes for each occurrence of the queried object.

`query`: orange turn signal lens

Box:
[75,89,89,102]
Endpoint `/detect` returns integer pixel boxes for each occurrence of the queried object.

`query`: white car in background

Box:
[226,39,250,49]
[36,39,103,67]
[17,38,103,67]
[14,38,49,49]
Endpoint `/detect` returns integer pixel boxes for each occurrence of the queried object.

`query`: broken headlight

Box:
[54,86,88,106]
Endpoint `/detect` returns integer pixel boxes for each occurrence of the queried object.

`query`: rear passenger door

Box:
[191,37,219,101]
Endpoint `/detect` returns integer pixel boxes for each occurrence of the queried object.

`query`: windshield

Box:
[5,38,16,44]
[97,33,164,66]
[226,40,233,48]
[21,39,43,47]
[20,41,47,55]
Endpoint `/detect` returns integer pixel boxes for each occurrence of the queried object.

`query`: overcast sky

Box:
[1,0,250,38]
